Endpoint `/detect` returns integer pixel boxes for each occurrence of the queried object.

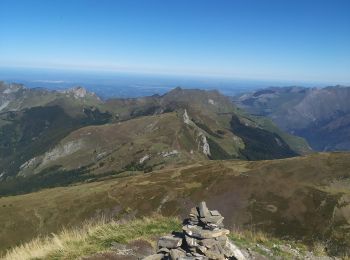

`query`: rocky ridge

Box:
[144,202,246,260]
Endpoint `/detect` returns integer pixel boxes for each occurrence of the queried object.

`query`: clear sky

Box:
[0,0,349,83]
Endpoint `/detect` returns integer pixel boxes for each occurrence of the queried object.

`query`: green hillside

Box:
[0,85,311,197]
[1,152,349,256]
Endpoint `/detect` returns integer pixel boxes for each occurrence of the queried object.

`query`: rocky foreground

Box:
[144,202,246,260]
[4,206,340,260]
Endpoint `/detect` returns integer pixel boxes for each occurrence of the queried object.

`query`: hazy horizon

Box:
[1,66,345,98]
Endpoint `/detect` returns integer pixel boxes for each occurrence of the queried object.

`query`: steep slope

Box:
[0,152,349,255]
[235,86,350,151]
[16,112,206,177]
[0,82,111,179]
[0,105,112,178]
[103,87,309,156]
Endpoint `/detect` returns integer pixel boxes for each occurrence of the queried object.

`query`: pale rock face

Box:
[208,99,216,105]
[183,109,191,125]
[73,87,87,98]
[96,151,108,160]
[41,140,84,166]
[0,83,24,111]
[63,87,88,99]
[139,154,150,164]
[198,132,211,156]
[62,86,99,100]
[183,109,211,156]
[0,101,10,111]
[159,150,179,158]
[275,137,283,147]
[2,84,23,94]
[19,157,38,170]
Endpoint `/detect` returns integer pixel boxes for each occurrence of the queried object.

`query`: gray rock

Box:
[144,202,246,260]
[183,224,229,239]
[185,234,199,247]
[158,235,182,249]
[157,247,170,254]
[203,245,225,260]
[199,238,217,249]
[189,207,199,218]
[200,215,224,226]
[198,201,210,218]
[209,210,221,216]
[225,239,247,260]
[215,235,228,247]
[197,245,207,254]
[170,248,187,259]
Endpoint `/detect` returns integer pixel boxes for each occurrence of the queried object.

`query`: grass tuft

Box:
[2,215,181,260]
[2,215,344,259]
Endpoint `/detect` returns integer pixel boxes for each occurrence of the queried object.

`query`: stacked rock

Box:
[144,202,246,260]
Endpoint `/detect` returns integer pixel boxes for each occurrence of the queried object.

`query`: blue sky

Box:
[0,0,349,83]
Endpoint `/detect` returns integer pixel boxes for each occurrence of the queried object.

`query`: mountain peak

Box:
[62,86,99,100]
[0,82,24,94]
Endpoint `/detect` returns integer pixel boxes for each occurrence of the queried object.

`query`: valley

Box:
[235,86,350,151]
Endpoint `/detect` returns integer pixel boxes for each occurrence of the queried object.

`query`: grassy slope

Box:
[234,107,312,155]
[2,216,181,260]
[0,153,350,256]
[17,112,205,176]
[3,216,330,260]
[15,105,308,178]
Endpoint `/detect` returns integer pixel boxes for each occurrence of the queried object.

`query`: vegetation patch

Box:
[0,165,123,197]
[206,137,234,160]
[193,120,222,138]
[230,115,298,160]
[2,215,332,260]
[2,216,181,260]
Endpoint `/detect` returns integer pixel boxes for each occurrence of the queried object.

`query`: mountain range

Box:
[235,85,350,151]
[0,82,310,196]
[1,81,350,257]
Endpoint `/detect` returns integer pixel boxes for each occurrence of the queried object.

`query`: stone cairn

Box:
[144,202,246,260]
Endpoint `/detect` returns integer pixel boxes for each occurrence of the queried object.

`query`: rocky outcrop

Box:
[144,202,245,260]
[198,133,211,157]
[62,86,100,100]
